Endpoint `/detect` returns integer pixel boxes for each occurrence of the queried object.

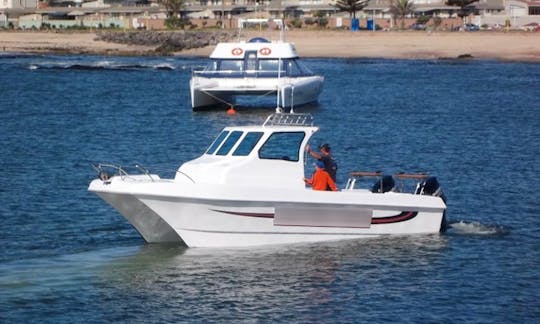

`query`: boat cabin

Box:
[195,38,316,78]
[176,114,318,188]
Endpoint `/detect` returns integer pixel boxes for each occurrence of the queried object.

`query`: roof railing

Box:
[263,113,314,127]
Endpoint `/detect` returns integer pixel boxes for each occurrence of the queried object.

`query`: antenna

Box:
[290,85,295,114]
[276,56,282,113]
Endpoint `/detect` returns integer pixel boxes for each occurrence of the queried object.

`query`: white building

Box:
[0,0,37,9]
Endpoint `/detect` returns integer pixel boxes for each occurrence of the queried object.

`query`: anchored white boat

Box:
[190,36,324,110]
[89,114,447,248]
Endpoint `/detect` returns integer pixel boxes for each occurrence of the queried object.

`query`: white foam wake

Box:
[448,220,508,236]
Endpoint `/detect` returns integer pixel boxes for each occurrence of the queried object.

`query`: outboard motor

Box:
[416,177,446,203]
[416,176,447,232]
[371,175,395,193]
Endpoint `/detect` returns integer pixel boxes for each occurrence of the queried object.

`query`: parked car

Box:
[410,23,427,30]
[463,23,480,31]
[521,22,539,31]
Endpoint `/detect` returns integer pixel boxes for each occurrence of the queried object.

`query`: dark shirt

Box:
[319,155,337,182]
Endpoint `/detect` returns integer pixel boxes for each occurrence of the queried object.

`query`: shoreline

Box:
[1,30,539,62]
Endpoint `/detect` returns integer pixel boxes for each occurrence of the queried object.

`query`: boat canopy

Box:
[209,42,299,60]
[176,114,318,187]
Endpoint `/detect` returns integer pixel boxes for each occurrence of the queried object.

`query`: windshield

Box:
[258,132,305,162]
[200,58,314,78]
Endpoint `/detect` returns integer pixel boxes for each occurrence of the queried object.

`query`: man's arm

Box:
[305,144,321,159]
[326,173,338,191]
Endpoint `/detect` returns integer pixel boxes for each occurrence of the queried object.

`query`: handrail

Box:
[263,113,313,127]
[175,170,196,184]
[393,173,429,180]
[346,171,431,192]
[349,171,383,177]
[93,163,197,184]
[135,164,155,182]
[349,171,429,180]
[92,163,129,177]
[193,70,313,78]
[92,163,157,182]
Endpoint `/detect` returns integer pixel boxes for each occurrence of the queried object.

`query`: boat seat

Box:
[371,175,395,193]
[415,176,446,202]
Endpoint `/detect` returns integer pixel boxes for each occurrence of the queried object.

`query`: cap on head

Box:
[320,143,331,151]
[316,160,325,169]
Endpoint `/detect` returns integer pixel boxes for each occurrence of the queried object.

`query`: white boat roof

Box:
[209,38,299,59]
[176,113,318,188]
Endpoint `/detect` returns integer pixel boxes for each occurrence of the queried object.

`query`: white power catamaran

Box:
[190,19,324,110]
[89,113,447,248]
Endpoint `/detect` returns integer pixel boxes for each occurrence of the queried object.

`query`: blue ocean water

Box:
[0,53,539,322]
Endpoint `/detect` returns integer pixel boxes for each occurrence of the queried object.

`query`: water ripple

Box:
[0,54,539,322]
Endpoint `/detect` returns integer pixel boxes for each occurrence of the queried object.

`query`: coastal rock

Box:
[95,30,237,54]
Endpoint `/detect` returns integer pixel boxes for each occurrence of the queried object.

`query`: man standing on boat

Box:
[304,161,338,191]
[306,143,338,182]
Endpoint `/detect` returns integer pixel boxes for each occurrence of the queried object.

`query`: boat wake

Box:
[446,220,509,236]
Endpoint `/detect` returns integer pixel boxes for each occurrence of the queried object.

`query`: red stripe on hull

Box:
[371,211,418,224]
[212,209,418,224]
[210,209,274,218]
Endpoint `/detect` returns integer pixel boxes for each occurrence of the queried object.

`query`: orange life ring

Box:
[231,48,243,56]
[259,47,271,56]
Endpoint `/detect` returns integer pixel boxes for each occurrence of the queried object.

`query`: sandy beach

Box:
[1,30,539,61]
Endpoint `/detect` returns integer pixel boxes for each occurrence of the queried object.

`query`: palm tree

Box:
[389,0,415,30]
[334,0,369,20]
[445,0,479,19]
[159,0,188,29]
[160,0,185,19]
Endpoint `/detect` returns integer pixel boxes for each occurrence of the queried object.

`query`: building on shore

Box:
[0,0,539,30]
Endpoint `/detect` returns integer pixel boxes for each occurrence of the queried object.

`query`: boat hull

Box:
[89,179,446,248]
[190,76,324,109]
[147,199,444,247]
[95,191,184,243]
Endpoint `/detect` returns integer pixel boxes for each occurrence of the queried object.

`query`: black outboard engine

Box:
[371,175,395,193]
[415,177,447,232]
[416,177,446,203]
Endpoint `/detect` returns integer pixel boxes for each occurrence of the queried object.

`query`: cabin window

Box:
[206,130,229,154]
[287,60,314,77]
[206,60,218,71]
[233,132,263,156]
[259,59,283,73]
[245,51,257,71]
[258,132,305,162]
[219,60,243,72]
[216,131,243,155]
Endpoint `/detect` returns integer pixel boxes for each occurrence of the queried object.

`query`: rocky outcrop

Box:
[95,30,237,54]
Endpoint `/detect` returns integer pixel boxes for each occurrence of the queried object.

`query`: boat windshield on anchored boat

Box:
[89,113,447,247]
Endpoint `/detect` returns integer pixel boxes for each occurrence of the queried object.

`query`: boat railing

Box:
[92,163,159,182]
[92,163,196,184]
[192,69,312,78]
[346,171,430,194]
[194,70,278,78]
[191,65,206,74]
[263,113,314,127]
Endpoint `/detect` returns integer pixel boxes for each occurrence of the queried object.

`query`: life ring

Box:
[259,47,271,56]
[231,48,243,56]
